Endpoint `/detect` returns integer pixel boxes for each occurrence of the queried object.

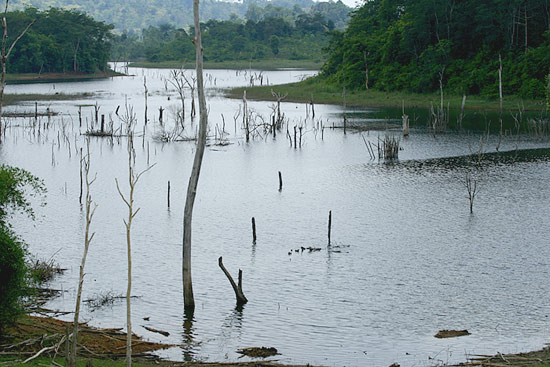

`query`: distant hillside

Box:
[9,0,350,32]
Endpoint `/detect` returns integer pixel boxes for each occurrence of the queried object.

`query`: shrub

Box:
[0,228,27,329]
[0,165,45,330]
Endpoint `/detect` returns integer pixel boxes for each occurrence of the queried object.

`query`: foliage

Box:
[5,8,114,74]
[0,165,45,329]
[0,229,27,329]
[322,0,550,99]
[9,0,350,33]
[112,16,333,63]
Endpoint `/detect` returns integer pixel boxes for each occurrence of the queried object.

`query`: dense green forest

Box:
[9,0,350,32]
[112,14,333,63]
[322,0,550,99]
[5,8,113,74]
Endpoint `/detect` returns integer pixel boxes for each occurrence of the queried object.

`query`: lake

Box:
[2,66,550,367]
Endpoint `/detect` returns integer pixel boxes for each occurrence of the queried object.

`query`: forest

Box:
[322,0,550,99]
[9,0,350,32]
[111,13,334,63]
[5,8,113,74]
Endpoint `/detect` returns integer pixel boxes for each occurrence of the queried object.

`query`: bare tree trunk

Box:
[0,0,34,143]
[458,94,466,130]
[115,110,153,367]
[218,257,248,305]
[143,76,148,125]
[497,54,503,151]
[72,39,80,72]
[183,0,208,310]
[364,50,369,90]
[71,138,97,367]
[342,87,347,134]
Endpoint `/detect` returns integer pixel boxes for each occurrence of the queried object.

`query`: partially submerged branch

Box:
[218,256,248,305]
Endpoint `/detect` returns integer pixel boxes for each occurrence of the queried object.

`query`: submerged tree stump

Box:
[218,256,248,305]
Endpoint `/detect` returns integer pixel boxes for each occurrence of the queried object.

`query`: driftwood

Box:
[142,326,169,337]
[218,256,248,305]
[434,329,470,338]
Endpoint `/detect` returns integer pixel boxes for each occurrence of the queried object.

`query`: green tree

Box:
[0,165,45,330]
[269,35,280,55]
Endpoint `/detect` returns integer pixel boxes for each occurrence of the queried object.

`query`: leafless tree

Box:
[168,69,186,127]
[182,73,197,118]
[0,0,34,142]
[69,138,97,367]
[183,0,209,310]
[464,171,478,214]
[115,105,154,367]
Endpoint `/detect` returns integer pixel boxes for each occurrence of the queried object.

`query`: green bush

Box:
[0,165,45,330]
[0,228,27,329]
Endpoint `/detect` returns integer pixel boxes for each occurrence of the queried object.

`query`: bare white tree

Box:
[115,105,154,367]
[70,138,97,367]
[183,0,208,310]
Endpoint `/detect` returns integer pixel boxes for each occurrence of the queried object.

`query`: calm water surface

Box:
[2,67,550,367]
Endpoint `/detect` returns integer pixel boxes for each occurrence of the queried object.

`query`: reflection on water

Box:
[2,68,550,367]
[182,308,196,362]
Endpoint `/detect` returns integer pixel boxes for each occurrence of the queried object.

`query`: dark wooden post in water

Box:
[293,126,297,149]
[78,106,82,128]
[100,115,105,133]
[251,217,257,243]
[79,148,83,205]
[343,87,347,135]
[278,171,283,191]
[218,256,248,305]
[328,210,332,245]
[167,180,171,208]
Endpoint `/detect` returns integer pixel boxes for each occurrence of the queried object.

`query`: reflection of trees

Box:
[221,305,245,342]
[181,308,196,362]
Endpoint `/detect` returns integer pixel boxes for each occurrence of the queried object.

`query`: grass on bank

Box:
[227,76,547,112]
[129,59,323,70]
[3,92,94,106]
[5,70,124,84]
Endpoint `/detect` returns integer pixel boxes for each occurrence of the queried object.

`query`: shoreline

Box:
[6,70,124,84]
[1,316,549,367]
[226,78,547,112]
[128,59,323,71]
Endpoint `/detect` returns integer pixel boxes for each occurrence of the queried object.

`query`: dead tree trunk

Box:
[364,50,369,90]
[168,69,186,128]
[402,101,409,137]
[328,210,332,245]
[70,138,97,367]
[0,1,34,143]
[115,109,153,367]
[497,54,503,151]
[218,257,248,305]
[458,94,466,130]
[342,87,347,134]
[72,39,80,72]
[143,76,148,125]
[271,90,287,128]
[183,0,209,310]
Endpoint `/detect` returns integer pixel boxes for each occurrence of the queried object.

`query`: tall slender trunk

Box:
[183,0,208,310]
[71,139,96,367]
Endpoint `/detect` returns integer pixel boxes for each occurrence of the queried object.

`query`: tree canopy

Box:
[112,15,334,63]
[322,0,550,98]
[9,0,350,33]
[6,8,113,74]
